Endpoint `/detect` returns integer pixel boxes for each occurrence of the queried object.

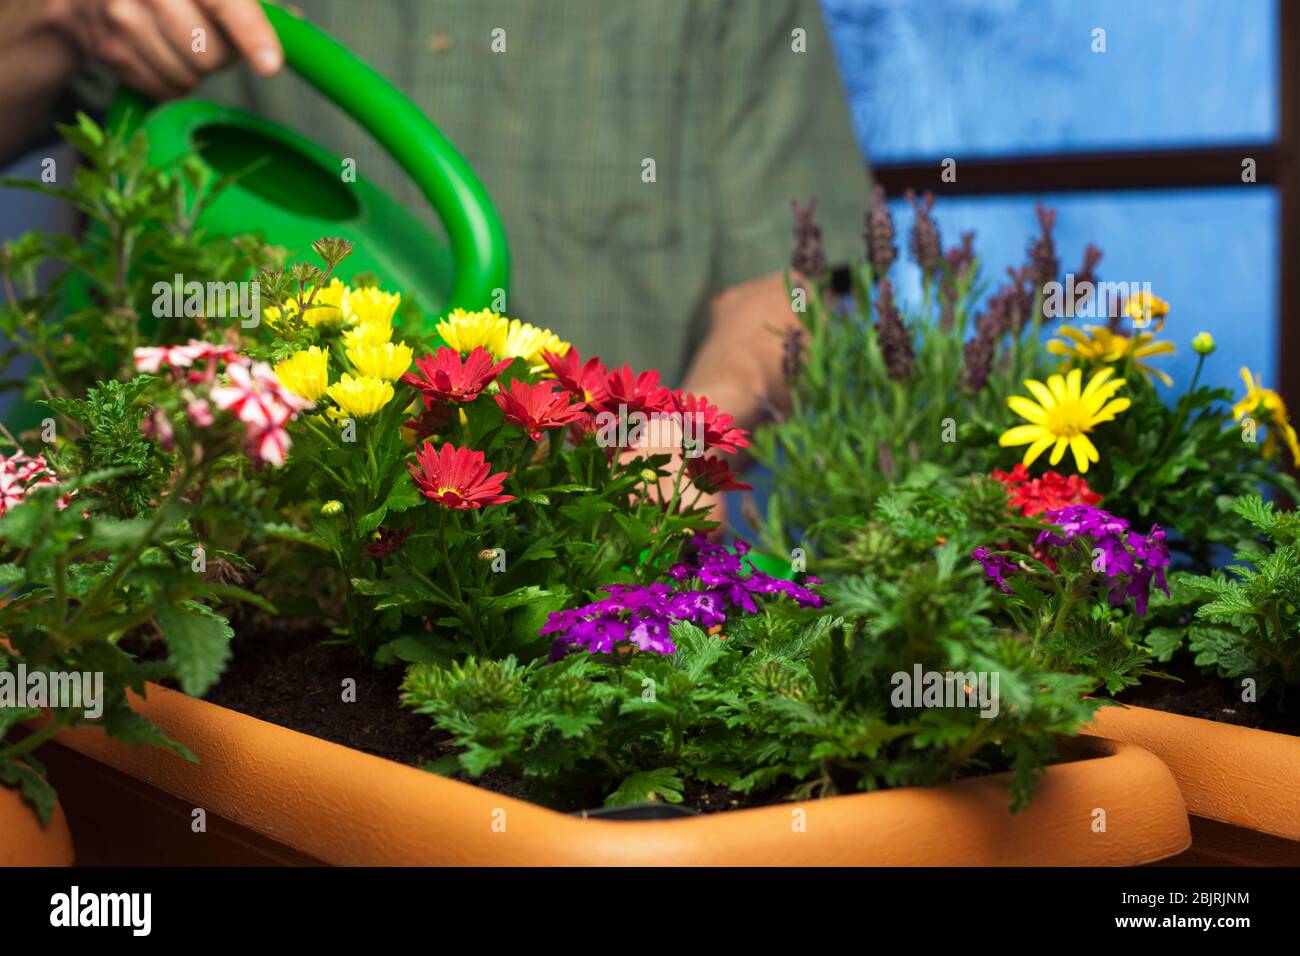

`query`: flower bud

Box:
[320,499,344,516]
[1192,332,1216,356]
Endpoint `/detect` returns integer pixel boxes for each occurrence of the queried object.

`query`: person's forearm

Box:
[0,0,81,165]
[681,270,803,438]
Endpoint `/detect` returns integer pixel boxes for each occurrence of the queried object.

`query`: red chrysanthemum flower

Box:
[599,365,675,416]
[992,464,1101,517]
[409,441,514,509]
[494,379,587,441]
[401,346,512,406]
[686,455,752,493]
[543,347,609,407]
[674,392,750,455]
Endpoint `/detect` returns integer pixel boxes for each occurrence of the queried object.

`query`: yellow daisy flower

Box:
[436,308,509,355]
[1232,368,1300,465]
[434,309,571,373]
[326,373,394,419]
[1122,291,1170,331]
[273,346,329,402]
[342,319,394,350]
[346,340,414,381]
[263,278,348,328]
[343,285,401,327]
[999,366,1131,473]
[1046,324,1176,386]
[501,318,570,372]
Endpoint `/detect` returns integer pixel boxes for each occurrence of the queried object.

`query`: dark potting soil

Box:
[1114,656,1300,736]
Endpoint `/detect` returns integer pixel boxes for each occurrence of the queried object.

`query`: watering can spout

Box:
[108,1,509,316]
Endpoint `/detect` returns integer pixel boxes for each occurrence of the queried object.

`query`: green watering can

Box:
[107,1,509,317]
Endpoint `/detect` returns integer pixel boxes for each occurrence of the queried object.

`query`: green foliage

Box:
[0,112,277,413]
[0,362,269,822]
[1150,495,1300,701]
[404,599,1095,813]
[752,251,1049,562]
[44,377,172,516]
[404,486,1107,813]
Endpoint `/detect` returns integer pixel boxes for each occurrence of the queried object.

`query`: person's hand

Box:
[62,0,283,99]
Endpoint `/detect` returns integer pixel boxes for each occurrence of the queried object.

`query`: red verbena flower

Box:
[674,392,750,455]
[686,455,752,493]
[402,346,511,406]
[409,441,514,510]
[494,379,586,441]
[133,339,239,374]
[992,464,1101,517]
[0,452,61,516]
[543,347,609,408]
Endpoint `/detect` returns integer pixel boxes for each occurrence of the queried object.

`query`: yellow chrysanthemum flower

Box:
[343,285,401,327]
[263,278,348,328]
[326,373,394,419]
[346,340,413,381]
[1046,324,1176,386]
[436,308,509,355]
[501,318,570,372]
[341,319,394,349]
[434,308,570,373]
[999,366,1131,473]
[273,346,329,402]
[1123,291,1170,331]
[1232,368,1300,465]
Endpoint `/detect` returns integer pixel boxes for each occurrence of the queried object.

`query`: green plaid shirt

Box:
[87,0,869,384]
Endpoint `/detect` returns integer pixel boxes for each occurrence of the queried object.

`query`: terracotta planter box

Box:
[1085,704,1300,865]
[33,683,1189,866]
[0,782,74,867]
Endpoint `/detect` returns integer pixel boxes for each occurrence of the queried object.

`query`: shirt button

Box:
[427,32,453,54]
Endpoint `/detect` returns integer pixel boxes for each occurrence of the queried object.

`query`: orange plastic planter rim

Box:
[0,780,75,867]
[45,684,1191,866]
[1084,701,1300,841]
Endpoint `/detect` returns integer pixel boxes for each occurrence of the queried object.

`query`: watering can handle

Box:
[108,2,509,312]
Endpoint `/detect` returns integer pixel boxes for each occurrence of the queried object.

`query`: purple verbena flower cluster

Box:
[973,505,1171,615]
[972,546,1018,594]
[542,538,825,661]
[1036,505,1170,614]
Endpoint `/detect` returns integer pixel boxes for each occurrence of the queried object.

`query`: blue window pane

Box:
[885,188,1278,396]
[824,0,1278,161]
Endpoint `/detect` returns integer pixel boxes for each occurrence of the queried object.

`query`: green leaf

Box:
[604,768,685,807]
[102,697,194,761]
[155,600,233,696]
[356,505,389,537]
[1144,626,1185,663]
[480,585,552,612]
[382,479,424,514]
[0,759,57,825]
[421,754,462,777]
[384,634,457,666]
[263,522,330,550]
